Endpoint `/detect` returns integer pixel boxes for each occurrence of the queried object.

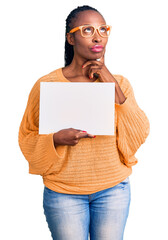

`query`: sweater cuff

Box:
[49,133,67,159]
[115,97,134,113]
[124,155,138,167]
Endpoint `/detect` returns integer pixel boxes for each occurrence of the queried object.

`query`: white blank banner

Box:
[39,82,115,135]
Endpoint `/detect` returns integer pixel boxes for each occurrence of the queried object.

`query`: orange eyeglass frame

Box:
[69,24,112,38]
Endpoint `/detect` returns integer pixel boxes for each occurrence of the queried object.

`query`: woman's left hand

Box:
[82,55,127,104]
[82,55,117,84]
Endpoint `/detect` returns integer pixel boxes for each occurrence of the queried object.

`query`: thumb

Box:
[100,53,105,64]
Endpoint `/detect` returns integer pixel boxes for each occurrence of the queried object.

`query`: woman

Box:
[18,5,150,240]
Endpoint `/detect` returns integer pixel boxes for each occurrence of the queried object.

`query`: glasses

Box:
[69,24,111,38]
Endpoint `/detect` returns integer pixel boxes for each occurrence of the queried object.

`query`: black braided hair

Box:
[64,5,101,67]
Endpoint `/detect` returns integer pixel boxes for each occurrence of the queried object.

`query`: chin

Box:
[88,54,103,60]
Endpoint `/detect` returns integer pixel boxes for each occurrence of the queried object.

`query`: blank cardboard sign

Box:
[39,82,115,135]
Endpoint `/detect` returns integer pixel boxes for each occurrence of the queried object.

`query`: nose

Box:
[92,29,102,43]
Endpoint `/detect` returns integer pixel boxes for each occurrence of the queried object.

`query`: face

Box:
[67,10,109,61]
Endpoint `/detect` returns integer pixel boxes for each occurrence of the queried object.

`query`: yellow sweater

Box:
[18,67,150,194]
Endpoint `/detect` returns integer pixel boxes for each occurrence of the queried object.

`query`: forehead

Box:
[73,10,106,27]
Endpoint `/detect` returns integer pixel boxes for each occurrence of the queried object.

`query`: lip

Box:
[90,45,104,52]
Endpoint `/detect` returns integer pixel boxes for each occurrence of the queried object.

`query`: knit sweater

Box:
[18,67,150,194]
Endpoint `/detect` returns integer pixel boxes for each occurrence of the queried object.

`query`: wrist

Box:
[53,133,59,147]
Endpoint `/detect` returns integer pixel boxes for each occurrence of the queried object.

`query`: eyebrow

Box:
[80,23,106,26]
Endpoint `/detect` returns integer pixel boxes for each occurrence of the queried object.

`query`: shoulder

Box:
[32,68,61,88]
[24,68,62,112]
[28,68,61,100]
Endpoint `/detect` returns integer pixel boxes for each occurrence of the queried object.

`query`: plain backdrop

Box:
[1,0,167,239]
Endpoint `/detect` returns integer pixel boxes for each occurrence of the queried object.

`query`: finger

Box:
[75,129,86,132]
[82,133,95,138]
[88,68,94,79]
[75,132,88,139]
[75,129,89,134]
[89,65,102,70]
[88,67,101,79]
[97,57,103,64]
[100,54,105,64]
[96,56,103,62]
[82,60,100,69]
[87,133,95,138]
[76,132,95,139]
[97,53,105,64]
[77,130,92,137]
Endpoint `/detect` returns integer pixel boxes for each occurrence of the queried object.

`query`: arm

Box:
[18,80,66,175]
[115,76,150,167]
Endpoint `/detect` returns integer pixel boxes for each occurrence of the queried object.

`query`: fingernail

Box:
[82,131,87,132]
[93,135,96,138]
[82,65,84,68]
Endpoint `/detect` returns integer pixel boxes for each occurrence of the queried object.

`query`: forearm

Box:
[115,82,126,105]
[106,73,126,105]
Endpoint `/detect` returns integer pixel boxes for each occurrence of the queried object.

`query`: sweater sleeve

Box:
[115,76,150,167]
[18,80,67,176]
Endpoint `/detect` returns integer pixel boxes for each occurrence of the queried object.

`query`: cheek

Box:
[74,36,91,52]
[103,38,108,46]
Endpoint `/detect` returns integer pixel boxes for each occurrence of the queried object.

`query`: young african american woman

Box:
[18,5,150,240]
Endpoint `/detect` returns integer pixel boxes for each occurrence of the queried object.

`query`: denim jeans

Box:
[43,177,131,240]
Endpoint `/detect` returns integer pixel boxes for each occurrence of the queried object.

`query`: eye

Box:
[100,27,107,33]
[83,27,92,33]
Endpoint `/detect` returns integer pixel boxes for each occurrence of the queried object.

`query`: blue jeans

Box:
[43,177,131,240]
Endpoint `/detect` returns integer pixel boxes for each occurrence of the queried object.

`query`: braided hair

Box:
[64,5,101,67]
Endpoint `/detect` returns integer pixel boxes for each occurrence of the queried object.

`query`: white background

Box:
[0,0,167,239]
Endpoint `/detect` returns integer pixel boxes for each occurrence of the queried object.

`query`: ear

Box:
[66,33,75,46]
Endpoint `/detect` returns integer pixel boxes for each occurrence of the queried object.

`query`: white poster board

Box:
[39,82,115,135]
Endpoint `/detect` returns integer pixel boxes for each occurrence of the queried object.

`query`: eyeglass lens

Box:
[81,25,110,37]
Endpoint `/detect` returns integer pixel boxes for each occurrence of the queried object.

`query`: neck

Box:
[67,55,88,77]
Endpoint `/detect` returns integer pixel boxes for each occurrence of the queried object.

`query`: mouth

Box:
[90,45,104,52]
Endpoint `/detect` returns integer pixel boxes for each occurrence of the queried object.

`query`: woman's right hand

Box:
[53,128,96,147]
